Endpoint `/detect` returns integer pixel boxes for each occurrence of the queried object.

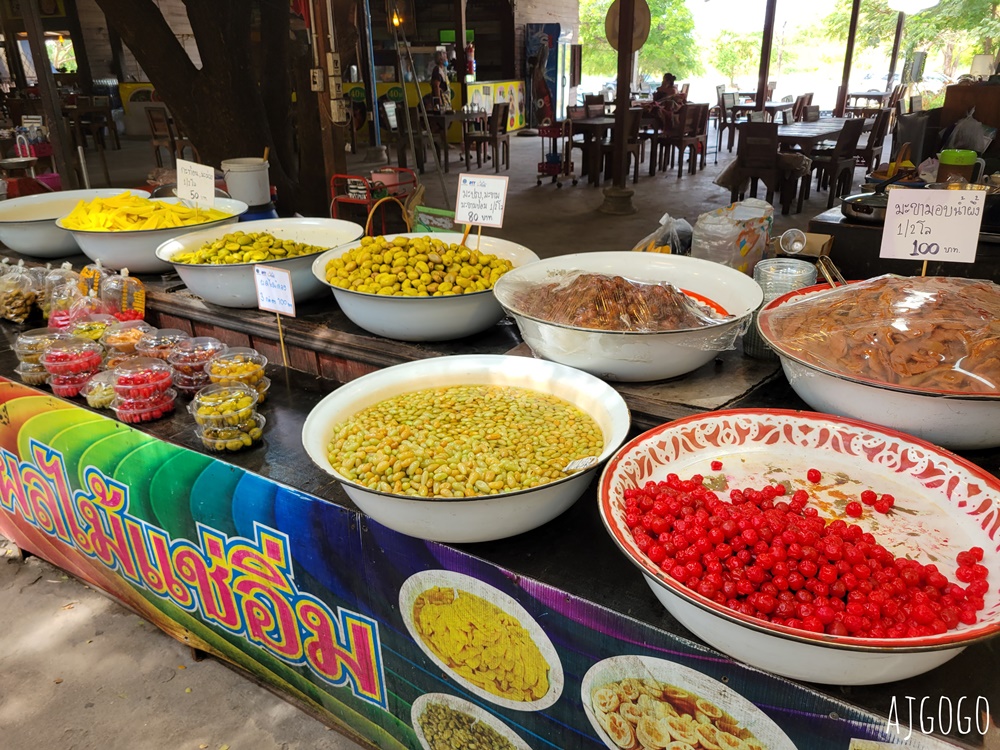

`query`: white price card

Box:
[879,188,984,264]
[454,173,509,228]
[176,158,216,209]
[254,265,296,317]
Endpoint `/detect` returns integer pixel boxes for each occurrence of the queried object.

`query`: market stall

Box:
[0,199,997,750]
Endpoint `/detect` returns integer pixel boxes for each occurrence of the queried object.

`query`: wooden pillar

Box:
[887,12,905,93]
[107,23,126,81]
[0,11,28,90]
[22,0,76,185]
[312,0,346,187]
[63,0,93,92]
[611,0,634,189]
[453,0,467,88]
[755,0,777,109]
[836,0,862,117]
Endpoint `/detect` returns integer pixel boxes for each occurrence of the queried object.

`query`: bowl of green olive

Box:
[301,354,631,542]
[311,232,539,341]
[155,218,365,308]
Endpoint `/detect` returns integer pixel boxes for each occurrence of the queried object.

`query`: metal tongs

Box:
[816,255,847,288]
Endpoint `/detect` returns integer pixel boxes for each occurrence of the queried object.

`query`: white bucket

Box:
[221,157,271,207]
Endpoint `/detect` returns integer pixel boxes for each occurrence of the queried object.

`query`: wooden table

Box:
[847,91,891,107]
[776,117,865,151]
[424,110,487,172]
[570,115,616,185]
[732,101,795,122]
[62,103,120,150]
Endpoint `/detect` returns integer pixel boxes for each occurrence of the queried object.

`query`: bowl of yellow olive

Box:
[301,354,630,542]
[155,217,364,307]
[311,232,539,341]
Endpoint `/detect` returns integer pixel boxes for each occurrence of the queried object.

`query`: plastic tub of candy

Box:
[14,327,76,365]
[40,338,103,377]
[207,350,267,387]
[113,357,174,399]
[81,371,117,409]
[49,370,96,398]
[14,361,50,386]
[189,382,259,426]
[135,328,191,360]
[112,389,177,424]
[196,414,266,452]
[100,320,156,355]
[167,337,228,376]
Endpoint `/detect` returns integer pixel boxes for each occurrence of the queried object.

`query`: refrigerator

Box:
[525,23,572,127]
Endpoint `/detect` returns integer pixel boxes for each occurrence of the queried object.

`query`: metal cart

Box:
[536,122,577,187]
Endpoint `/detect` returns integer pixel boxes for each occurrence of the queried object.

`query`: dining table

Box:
[61,103,120,150]
[776,116,871,152]
[732,101,795,122]
[570,115,617,186]
[423,109,488,172]
[847,90,891,107]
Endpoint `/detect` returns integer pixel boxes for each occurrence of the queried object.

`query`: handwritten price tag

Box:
[176,158,216,209]
[254,266,296,317]
[454,174,509,228]
[880,188,984,264]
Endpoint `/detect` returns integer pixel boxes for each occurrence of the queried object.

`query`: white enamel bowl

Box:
[302,354,630,542]
[756,283,1000,450]
[582,655,796,750]
[155,217,364,308]
[599,409,1000,685]
[56,197,248,273]
[0,188,151,257]
[411,694,532,749]
[402,569,564,711]
[311,232,539,341]
[492,252,763,382]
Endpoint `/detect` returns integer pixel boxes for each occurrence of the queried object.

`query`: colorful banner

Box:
[0,379,975,749]
[465,81,527,132]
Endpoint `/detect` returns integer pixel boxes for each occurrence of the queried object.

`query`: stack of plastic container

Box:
[41,337,104,397]
[100,320,156,368]
[13,327,75,385]
[135,328,191,360]
[110,357,176,424]
[167,337,227,396]
[189,383,265,452]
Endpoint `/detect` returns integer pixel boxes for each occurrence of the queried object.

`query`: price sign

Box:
[254,266,296,317]
[454,173,509,228]
[176,158,216,209]
[880,188,984,264]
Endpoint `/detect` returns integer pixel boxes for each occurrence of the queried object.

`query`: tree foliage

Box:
[712,31,775,87]
[580,0,700,79]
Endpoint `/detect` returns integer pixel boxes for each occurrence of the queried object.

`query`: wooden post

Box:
[887,12,905,93]
[22,0,77,186]
[454,0,467,87]
[836,0,862,117]
[755,0,777,110]
[611,0,634,189]
[312,0,346,188]
[64,0,94,93]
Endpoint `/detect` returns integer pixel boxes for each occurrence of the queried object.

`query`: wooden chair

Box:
[909,95,923,112]
[680,83,690,97]
[748,110,768,122]
[637,111,662,175]
[708,83,726,129]
[601,107,642,184]
[717,92,741,153]
[664,103,709,178]
[810,117,866,208]
[730,121,780,204]
[854,108,891,174]
[464,101,510,173]
[171,116,200,162]
[145,105,176,168]
[394,104,438,173]
[791,94,807,122]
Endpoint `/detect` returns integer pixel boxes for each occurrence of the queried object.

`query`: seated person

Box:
[653,73,679,102]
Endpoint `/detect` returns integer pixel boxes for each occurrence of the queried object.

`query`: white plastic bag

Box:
[945,109,988,153]
[632,212,693,254]
[691,199,774,275]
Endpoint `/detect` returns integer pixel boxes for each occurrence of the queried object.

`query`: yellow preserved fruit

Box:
[172,231,327,265]
[60,192,231,232]
[324,235,515,297]
[325,384,605,497]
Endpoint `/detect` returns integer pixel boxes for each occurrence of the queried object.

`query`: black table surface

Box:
[0,325,997,748]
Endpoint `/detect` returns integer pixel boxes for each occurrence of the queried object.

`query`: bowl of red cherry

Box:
[598,408,1000,685]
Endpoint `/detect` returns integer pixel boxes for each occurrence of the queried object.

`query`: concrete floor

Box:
[0,125,863,750]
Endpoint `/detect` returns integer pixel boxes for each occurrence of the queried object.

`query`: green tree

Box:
[713,31,765,87]
[579,0,700,79]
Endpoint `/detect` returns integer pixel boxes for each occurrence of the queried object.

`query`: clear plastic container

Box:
[70,313,117,342]
[101,268,146,322]
[253,376,271,404]
[80,370,117,409]
[189,382,259,426]
[197,414,266,452]
[40,338,103,377]
[135,328,191,360]
[100,320,156,355]
[112,389,177,424]
[172,371,212,397]
[167,337,227,376]
[13,361,50,386]
[49,370,95,398]
[207,350,267,387]
[14,327,75,365]
[113,357,174,399]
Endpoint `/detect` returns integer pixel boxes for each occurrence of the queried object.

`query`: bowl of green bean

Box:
[301,354,631,542]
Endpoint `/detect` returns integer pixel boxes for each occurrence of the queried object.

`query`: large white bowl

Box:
[0,188,151,257]
[154,217,364,308]
[599,409,1000,685]
[492,252,764,382]
[581,655,796,750]
[757,283,1000,450]
[302,354,630,542]
[56,197,248,273]
[310,232,539,341]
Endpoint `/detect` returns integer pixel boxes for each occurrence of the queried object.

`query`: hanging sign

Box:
[176,158,216,209]
[879,188,984,264]
[254,266,296,317]
[454,173,509,228]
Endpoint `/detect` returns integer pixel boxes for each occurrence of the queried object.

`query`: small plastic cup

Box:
[13,361,50,386]
[40,338,103,377]
[196,414,267,452]
[207,350,267,387]
[48,370,96,398]
[100,320,156,355]
[113,357,174,399]
[135,328,191,360]
[81,370,118,409]
[189,382,259,426]
[14,327,75,365]
[112,389,177,424]
[167,337,228,376]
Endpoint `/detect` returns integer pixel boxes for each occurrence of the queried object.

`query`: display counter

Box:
[809,207,1000,282]
[0,292,997,750]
